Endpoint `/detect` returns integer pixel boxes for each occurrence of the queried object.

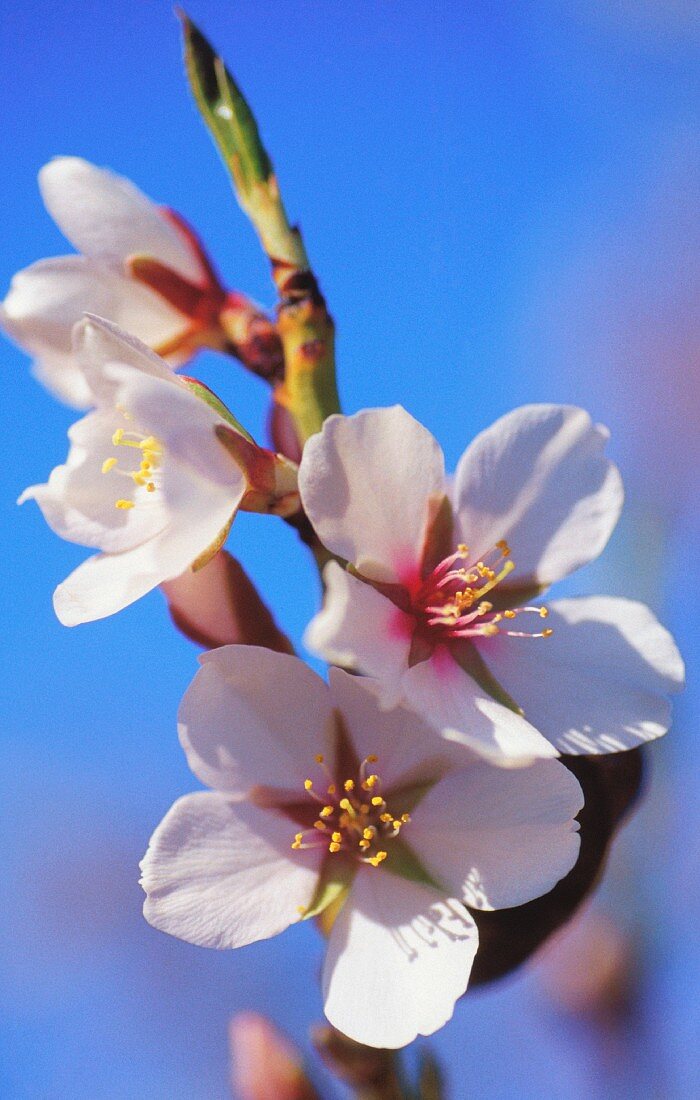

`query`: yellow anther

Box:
[482,623,500,636]
[331,832,342,843]
[294,833,303,841]
[329,842,341,854]
[457,543,469,554]
[362,827,374,841]
[112,428,125,446]
[368,850,388,867]
[540,607,549,618]
[366,755,378,763]
[115,499,134,510]
[504,610,516,619]
[365,775,379,789]
[371,796,383,807]
[401,813,411,823]
[477,601,493,614]
[542,628,553,638]
[291,840,301,850]
[339,798,352,812]
[392,820,402,830]
[101,457,118,474]
[313,821,327,831]
[146,482,156,492]
[359,839,371,850]
[327,784,336,796]
[315,754,324,764]
[319,805,334,818]
[296,905,307,916]
[138,436,159,451]
[344,779,355,792]
[379,812,393,823]
[304,779,313,791]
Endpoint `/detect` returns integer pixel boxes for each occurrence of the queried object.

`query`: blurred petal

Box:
[230,1014,320,1100]
[323,868,477,1048]
[453,404,623,585]
[141,792,321,949]
[39,157,203,281]
[299,407,445,582]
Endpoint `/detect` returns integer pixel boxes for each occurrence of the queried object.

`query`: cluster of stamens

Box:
[414,540,552,641]
[101,411,163,511]
[291,754,410,868]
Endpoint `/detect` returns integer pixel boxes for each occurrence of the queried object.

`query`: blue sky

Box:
[2,2,698,1097]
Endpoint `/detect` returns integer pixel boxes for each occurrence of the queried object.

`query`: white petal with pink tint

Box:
[479,596,685,754]
[179,647,335,797]
[409,759,582,909]
[402,654,557,764]
[39,157,203,281]
[140,792,322,949]
[452,404,623,586]
[304,562,412,702]
[299,407,445,583]
[322,867,477,1048]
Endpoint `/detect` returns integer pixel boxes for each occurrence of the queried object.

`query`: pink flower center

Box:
[290,753,411,868]
[412,540,552,642]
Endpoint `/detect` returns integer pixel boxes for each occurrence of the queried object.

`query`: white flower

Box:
[1,157,230,407]
[299,405,684,759]
[19,316,298,626]
[140,646,583,1048]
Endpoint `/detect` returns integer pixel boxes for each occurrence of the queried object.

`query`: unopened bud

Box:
[230,1013,319,1100]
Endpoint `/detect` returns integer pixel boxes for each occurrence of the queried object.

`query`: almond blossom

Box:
[19,316,298,626]
[140,646,583,1048]
[299,404,684,759]
[0,157,279,407]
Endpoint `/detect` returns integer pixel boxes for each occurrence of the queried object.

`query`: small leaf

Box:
[180,375,254,439]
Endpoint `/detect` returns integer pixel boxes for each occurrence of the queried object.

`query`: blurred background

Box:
[1,1,698,1096]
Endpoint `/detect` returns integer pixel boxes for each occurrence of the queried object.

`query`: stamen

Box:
[115,499,134,510]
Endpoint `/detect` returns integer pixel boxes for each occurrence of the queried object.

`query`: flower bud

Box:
[230,1013,319,1100]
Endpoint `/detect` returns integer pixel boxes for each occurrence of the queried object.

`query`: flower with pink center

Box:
[299,405,684,760]
[140,646,583,1048]
[0,157,279,407]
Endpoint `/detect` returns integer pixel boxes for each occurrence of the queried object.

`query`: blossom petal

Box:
[299,407,445,582]
[304,563,412,702]
[39,157,203,282]
[75,315,177,404]
[401,652,558,764]
[322,868,477,1048]
[179,647,336,796]
[1,258,189,404]
[52,451,239,625]
[479,596,685,754]
[328,669,466,792]
[452,405,623,585]
[140,792,322,949]
[408,759,582,910]
[18,408,170,552]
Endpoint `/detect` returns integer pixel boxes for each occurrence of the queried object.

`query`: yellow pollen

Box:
[542,628,553,637]
[115,499,134,510]
[138,436,159,451]
[366,755,378,763]
[368,851,388,867]
[101,457,118,474]
[112,429,124,446]
[315,754,324,764]
[401,813,411,823]
[329,842,341,853]
[291,840,301,850]
[296,905,307,916]
[457,543,469,554]
[371,796,383,807]
[304,779,313,791]
[359,839,371,850]
[339,798,352,811]
[319,805,333,818]
[380,812,393,823]
[482,623,499,636]
[504,610,516,619]
[392,820,402,830]
[478,601,493,614]
[540,607,549,618]
[365,775,379,789]
[344,779,355,792]
[313,821,327,831]
[146,482,156,492]
[331,832,342,843]
[362,827,374,841]
[327,784,336,795]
